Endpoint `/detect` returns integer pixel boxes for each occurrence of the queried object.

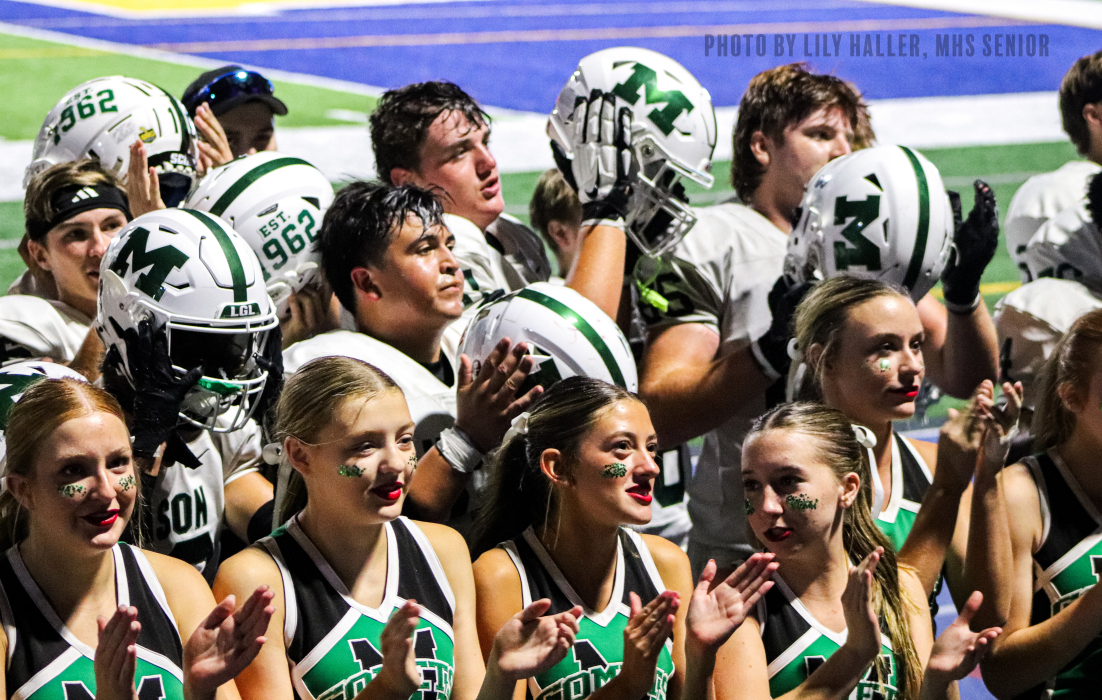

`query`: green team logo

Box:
[611,62,693,137]
[219,302,261,319]
[1050,548,1102,614]
[304,618,454,700]
[108,227,189,301]
[534,619,672,700]
[25,653,182,700]
[0,373,47,429]
[771,634,897,700]
[832,194,882,272]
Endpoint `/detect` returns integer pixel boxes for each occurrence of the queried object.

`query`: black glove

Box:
[552,89,634,223]
[752,276,814,380]
[117,318,203,461]
[942,180,998,311]
[252,323,284,440]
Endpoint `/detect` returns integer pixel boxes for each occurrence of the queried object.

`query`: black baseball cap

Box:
[182,65,288,118]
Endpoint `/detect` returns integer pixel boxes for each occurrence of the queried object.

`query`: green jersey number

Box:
[54,89,118,144]
[832,195,882,272]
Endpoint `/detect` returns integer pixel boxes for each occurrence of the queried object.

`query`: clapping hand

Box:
[490,599,582,681]
[925,591,1001,686]
[95,605,141,700]
[842,547,883,660]
[686,554,778,656]
[183,586,275,699]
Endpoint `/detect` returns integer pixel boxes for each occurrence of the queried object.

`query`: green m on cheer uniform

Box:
[758,576,901,700]
[258,515,455,700]
[499,526,674,700]
[874,435,933,552]
[1021,449,1102,699]
[0,543,185,700]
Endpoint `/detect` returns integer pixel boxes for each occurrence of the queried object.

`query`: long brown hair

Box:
[746,402,922,700]
[0,378,129,549]
[272,356,400,525]
[1033,307,1102,449]
[470,376,638,558]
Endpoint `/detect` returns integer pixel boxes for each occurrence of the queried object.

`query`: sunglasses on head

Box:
[185,70,274,115]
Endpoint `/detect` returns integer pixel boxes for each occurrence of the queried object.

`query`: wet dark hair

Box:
[370,81,490,184]
[316,181,444,313]
[470,376,637,557]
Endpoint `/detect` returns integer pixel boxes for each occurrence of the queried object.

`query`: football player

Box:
[1008,51,1102,280]
[284,181,539,525]
[0,160,129,371]
[636,63,1000,574]
[182,65,286,170]
[97,208,281,578]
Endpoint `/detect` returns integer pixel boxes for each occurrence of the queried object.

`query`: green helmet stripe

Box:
[184,209,248,302]
[167,94,192,154]
[899,145,930,292]
[208,157,313,217]
[516,288,626,389]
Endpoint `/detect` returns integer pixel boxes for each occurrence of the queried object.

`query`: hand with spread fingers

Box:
[974,379,1024,474]
[614,590,678,699]
[183,586,275,699]
[193,102,235,175]
[943,180,999,312]
[490,599,583,681]
[922,591,1002,697]
[687,553,778,656]
[95,605,141,700]
[456,338,543,453]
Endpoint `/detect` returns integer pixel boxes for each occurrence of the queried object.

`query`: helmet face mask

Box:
[97,209,278,433]
[786,146,954,302]
[548,48,716,257]
[26,76,199,206]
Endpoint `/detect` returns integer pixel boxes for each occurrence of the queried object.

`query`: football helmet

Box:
[459,282,637,393]
[25,76,199,207]
[548,47,716,257]
[0,361,87,466]
[97,208,278,432]
[786,145,954,302]
[183,152,334,316]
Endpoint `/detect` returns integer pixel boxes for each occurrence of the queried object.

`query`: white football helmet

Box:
[25,76,199,207]
[97,208,278,432]
[459,282,637,393]
[0,361,87,467]
[786,145,954,302]
[548,47,716,257]
[183,152,334,316]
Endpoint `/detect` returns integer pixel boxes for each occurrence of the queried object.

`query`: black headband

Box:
[26,184,131,241]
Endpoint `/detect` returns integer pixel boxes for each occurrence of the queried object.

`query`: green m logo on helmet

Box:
[611,62,694,137]
[108,226,188,302]
[832,194,882,272]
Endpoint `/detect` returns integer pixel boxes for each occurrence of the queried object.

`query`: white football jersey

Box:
[635,201,787,565]
[144,418,262,578]
[995,277,1102,408]
[1006,161,1100,278]
[0,296,90,364]
[1021,200,1102,290]
[451,213,551,308]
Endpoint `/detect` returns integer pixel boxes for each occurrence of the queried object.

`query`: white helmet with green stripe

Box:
[183,152,333,317]
[25,76,199,207]
[458,282,637,393]
[785,145,953,301]
[0,361,87,467]
[97,208,278,432]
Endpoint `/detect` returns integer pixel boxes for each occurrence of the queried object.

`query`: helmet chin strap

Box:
[850,424,884,516]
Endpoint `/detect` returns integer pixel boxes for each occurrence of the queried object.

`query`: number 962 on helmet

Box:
[785,145,953,302]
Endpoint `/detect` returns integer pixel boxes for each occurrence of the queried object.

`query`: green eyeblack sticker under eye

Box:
[407,455,418,470]
[338,464,365,478]
[785,493,819,511]
[745,499,755,516]
[601,463,627,478]
[118,475,135,491]
[58,484,85,498]
[878,359,891,372]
